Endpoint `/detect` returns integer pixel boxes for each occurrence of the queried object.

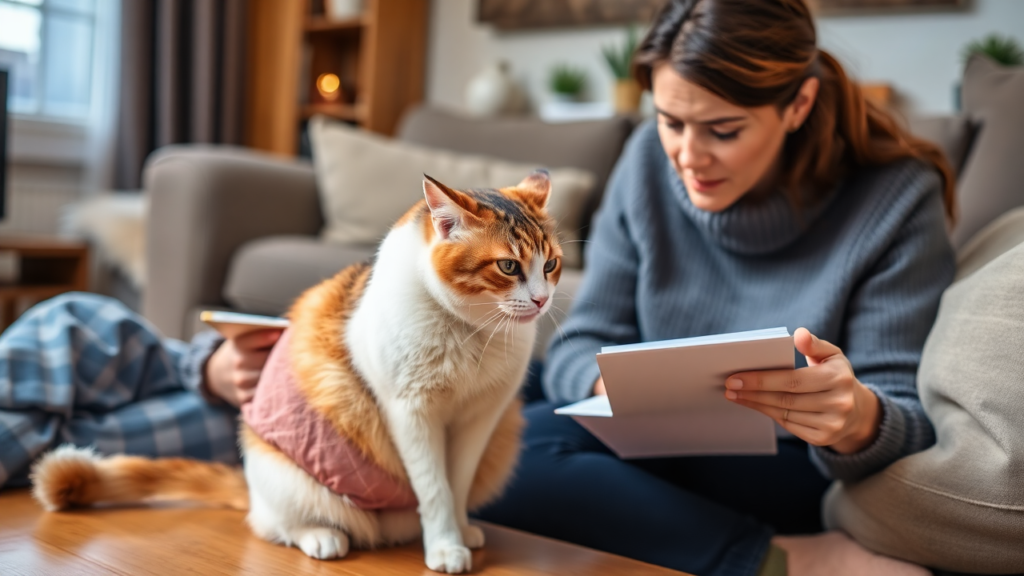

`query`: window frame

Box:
[1,0,102,164]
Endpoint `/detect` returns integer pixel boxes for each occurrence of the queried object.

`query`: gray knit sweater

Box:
[544,121,955,483]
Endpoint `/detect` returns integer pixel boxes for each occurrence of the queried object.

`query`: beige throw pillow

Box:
[950,55,1024,248]
[309,116,596,268]
[824,216,1024,573]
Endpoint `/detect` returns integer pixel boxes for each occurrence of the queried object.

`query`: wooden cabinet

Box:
[0,238,89,330]
[244,0,429,156]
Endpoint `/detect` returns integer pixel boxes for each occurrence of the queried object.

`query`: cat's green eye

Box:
[497,260,520,275]
[544,258,558,273]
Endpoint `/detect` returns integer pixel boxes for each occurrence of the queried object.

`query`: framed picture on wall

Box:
[816,0,967,14]
[477,0,666,30]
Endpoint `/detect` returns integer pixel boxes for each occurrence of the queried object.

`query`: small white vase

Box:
[327,0,362,19]
[465,61,523,117]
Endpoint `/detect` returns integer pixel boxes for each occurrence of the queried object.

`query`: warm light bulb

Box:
[316,73,342,101]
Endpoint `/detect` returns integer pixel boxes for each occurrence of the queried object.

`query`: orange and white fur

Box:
[32,172,563,574]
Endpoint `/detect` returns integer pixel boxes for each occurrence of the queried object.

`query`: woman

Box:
[477,1,955,575]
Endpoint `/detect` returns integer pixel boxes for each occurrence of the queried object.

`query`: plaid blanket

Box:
[0,293,238,489]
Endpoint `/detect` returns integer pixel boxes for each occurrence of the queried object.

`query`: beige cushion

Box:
[955,206,1024,282]
[223,235,374,315]
[950,55,1024,248]
[396,105,635,206]
[906,114,973,178]
[823,220,1024,572]
[309,116,596,268]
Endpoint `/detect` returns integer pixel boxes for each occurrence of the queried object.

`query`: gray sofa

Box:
[142,56,1023,351]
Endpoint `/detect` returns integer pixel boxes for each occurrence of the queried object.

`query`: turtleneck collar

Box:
[669,162,836,255]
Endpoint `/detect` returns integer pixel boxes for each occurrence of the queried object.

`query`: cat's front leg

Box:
[383,399,471,574]
[447,388,519,549]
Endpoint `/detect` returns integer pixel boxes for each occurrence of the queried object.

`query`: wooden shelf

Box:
[0,237,89,329]
[0,284,75,300]
[304,16,363,33]
[302,102,365,122]
[245,0,428,155]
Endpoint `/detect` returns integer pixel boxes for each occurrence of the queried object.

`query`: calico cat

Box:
[31,171,562,574]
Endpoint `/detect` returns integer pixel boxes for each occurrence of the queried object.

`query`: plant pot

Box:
[551,92,580,103]
[614,79,642,113]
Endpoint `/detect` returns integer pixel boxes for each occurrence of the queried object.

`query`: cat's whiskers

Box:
[476,311,512,371]
[547,303,580,355]
[461,307,505,344]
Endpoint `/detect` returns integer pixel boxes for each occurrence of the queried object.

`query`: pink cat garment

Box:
[241,329,418,510]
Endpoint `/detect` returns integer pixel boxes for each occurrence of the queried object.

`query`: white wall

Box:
[427,1,629,112]
[818,0,1024,114]
[427,0,1024,116]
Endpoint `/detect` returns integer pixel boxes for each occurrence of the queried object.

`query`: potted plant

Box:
[602,26,641,113]
[962,33,1024,66]
[957,33,1023,110]
[549,64,587,102]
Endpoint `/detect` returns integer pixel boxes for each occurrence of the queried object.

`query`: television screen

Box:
[0,68,7,220]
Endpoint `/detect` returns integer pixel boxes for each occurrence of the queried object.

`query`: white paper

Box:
[557,327,794,458]
[200,311,290,339]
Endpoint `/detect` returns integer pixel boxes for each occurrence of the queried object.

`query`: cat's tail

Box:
[31,445,248,511]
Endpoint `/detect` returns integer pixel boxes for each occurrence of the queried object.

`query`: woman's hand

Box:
[203,329,283,407]
[724,328,882,454]
[594,376,607,396]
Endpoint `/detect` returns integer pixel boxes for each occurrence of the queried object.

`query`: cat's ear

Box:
[423,175,481,240]
[516,169,551,210]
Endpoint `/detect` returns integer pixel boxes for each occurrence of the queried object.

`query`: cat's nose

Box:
[531,296,548,310]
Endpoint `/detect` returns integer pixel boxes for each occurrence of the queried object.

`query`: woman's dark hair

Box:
[634,0,956,221]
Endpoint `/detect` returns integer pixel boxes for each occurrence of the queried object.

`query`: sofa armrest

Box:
[142,145,322,339]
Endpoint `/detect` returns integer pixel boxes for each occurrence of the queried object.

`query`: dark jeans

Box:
[477,365,831,576]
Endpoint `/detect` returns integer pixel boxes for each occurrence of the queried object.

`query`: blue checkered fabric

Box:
[0,293,238,489]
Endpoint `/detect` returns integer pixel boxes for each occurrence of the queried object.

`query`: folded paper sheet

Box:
[556,327,794,458]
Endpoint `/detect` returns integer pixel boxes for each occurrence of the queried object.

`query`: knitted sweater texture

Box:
[544,121,956,482]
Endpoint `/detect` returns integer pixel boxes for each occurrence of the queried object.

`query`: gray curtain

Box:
[114,0,246,189]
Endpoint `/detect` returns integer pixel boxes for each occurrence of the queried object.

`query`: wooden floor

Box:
[0,489,689,575]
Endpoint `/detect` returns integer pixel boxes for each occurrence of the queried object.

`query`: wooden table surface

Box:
[0,489,690,575]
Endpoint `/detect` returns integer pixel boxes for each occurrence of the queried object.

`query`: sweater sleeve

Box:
[179,330,227,405]
[809,168,955,482]
[543,141,644,404]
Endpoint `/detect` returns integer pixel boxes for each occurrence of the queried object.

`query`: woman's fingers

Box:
[236,387,256,405]
[237,349,271,374]
[233,328,284,352]
[725,389,840,412]
[729,396,848,446]
[726,366,833,394]
[794,327,843,366]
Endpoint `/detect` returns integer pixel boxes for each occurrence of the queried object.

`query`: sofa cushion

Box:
[823,217,1024,572]
[309,116,597,268]
[950,55,1024,248]
[223,235,374,315]
[906,114,973,178]
[955,206,1024,282]
[397,104,635,205]
[397,107,636,258]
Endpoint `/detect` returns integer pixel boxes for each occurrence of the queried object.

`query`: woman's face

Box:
[652,62,817,212]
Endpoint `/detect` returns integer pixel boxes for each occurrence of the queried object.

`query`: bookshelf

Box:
[245,0,429,156]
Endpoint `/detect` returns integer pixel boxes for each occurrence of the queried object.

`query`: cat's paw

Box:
[460,524,485,549]
[295,527,349,560]
[425,541,472,573]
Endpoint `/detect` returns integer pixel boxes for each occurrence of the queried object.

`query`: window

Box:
[0,0,97,121]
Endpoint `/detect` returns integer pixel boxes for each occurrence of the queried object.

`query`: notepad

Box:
[555,327,794,458]
[200,310,290,339]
